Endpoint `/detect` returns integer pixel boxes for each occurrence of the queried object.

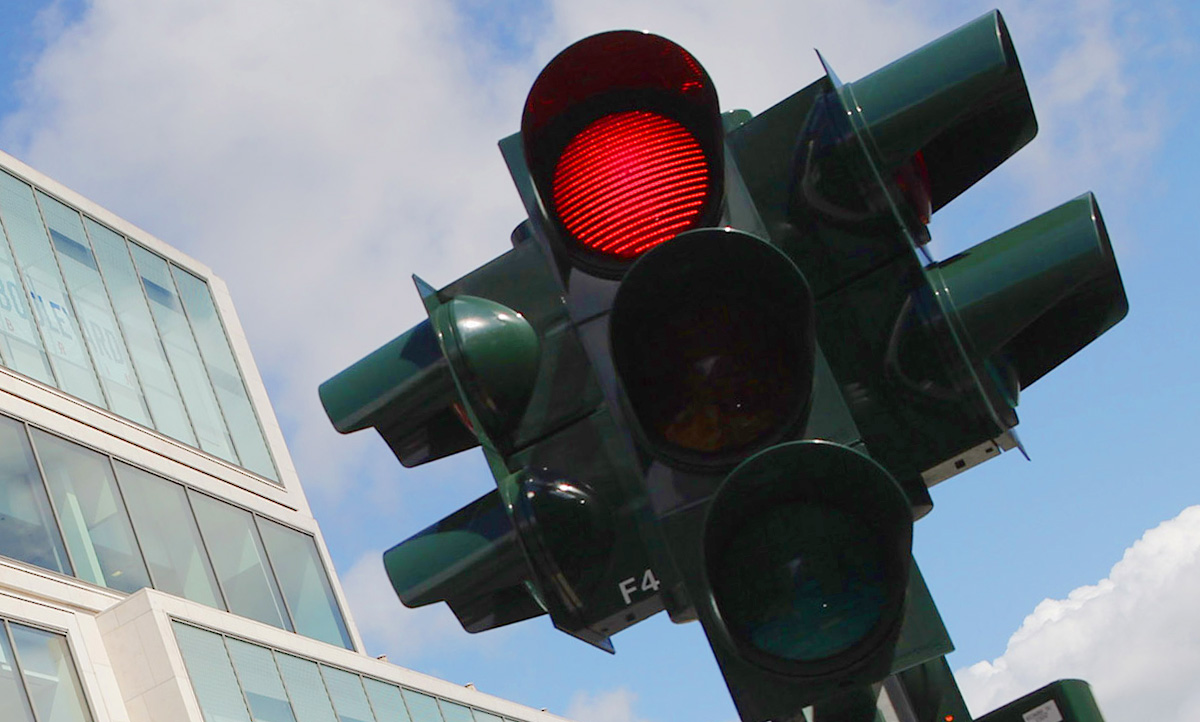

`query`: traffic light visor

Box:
[933,193,1128,390]
[523,31,724,268]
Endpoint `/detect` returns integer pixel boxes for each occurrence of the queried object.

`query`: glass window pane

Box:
[0,621,36,722]
[113,461,222,607]
[129,243,235,462]
[190,492,290,630]
[276,654,337,722]
[173,623,251,722]
[226,638,296,722]
[401,690,444,722]
[9,622,94,722]
[0,189,53,386]
[87,220,195,444]
[173,267,276,481]
[438,701,473,722]
[363,679,411,722]
[471,712,503,722]
[0,174,103,405]
[257,519,352,649]
[0,416,70,574]
[31,430,150,593]
[320,666,375,722]
[41,195,152,425]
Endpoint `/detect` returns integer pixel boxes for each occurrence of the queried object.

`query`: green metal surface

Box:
[933,193,1128,390]
[897,656,972,722]
[890,563,954,674]
[841,9,1036,211]
[429,294,540,441]
[977,679,1107,722]
[703,440,910,680]
[318,317,453,435]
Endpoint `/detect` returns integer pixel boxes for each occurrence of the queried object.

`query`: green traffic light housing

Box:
[933,192,1128,394]
[977,679,1108,722]
[382,489,545,632]
[830,10,1036,214]
[318,279,540,466]
[521,30,725,273]
[318,316,476,467]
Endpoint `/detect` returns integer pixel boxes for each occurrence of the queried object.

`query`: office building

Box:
[0,148,569,722]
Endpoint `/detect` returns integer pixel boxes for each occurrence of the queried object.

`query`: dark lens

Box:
[711,503,888,662]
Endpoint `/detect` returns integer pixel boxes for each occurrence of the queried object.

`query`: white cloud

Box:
[957,505,1200,722]
[566,687,652,722]
[997,0,1166,214]
[0,0,540,499]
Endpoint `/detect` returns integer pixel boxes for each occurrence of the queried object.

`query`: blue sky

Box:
[0,1,1197,721]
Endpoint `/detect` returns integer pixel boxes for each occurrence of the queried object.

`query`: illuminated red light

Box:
[552,110,710,259]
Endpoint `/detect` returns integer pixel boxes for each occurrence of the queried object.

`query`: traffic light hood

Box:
[828,9,1036,213]
[423,289,541,441]
[932,193,1128,391]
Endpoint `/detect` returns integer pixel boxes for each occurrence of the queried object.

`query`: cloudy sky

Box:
[0,0,1197,720]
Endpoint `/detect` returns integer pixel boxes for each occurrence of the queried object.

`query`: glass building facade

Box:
[0,170,277,482]
[0,148,571,722]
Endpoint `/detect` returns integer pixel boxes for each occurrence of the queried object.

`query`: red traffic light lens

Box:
[522,31,723,271]
[552,110,710,259]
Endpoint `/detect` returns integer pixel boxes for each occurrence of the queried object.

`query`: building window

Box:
[257,518,353,649]
[226,637,298,722]
[190,492,292,632]
[174,623,522,722]
[0,618,94,722]
[276,653,339,722]
[114,461,225,607]
[31,428,153,594]
[322,665,376,722]
[87,218,197,445]
[0,174,106,408]
[0,415,71,575]
[40,193,154,427]
[130,243,239,465]
[173,266,276,480]
[0,169,280,483]
[0,416,351,649]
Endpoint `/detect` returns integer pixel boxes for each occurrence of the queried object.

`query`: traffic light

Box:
[320,10,1127,722]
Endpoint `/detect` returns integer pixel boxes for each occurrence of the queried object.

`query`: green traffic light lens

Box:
[712,503,888,663]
